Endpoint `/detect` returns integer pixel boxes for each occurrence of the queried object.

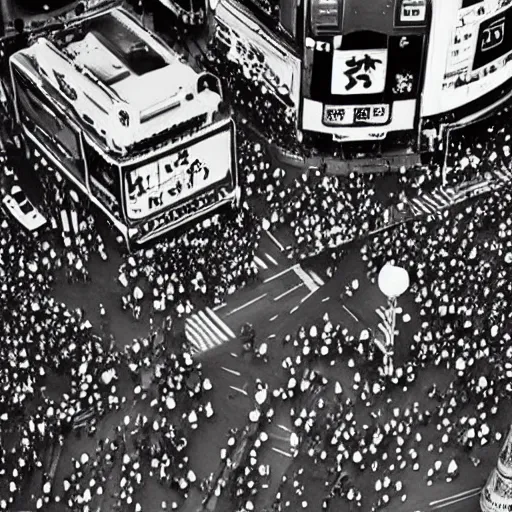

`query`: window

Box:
[83,138,122,220]
[13,67,85,184]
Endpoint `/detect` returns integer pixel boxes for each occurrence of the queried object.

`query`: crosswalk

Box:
[408,188,455,216]
[293,264,325,292]
[493,166,512,184]
[185,307,236,354]
[254,252,280,271]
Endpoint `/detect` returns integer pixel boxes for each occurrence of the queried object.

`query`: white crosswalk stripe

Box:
[294,264,319,292]
[254,255,269,270]
[410,196,436,215]
[493,166,512,183]
[185,308,236,354]
[255,252,280,270]
[308,270,325,287]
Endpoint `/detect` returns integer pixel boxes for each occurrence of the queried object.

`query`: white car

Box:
[2,185,46,231]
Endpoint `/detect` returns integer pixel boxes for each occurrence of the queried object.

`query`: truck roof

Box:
[10,7,221,153]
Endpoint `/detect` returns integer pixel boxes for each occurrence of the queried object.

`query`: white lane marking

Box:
[342,305,360,322]
[226,293,267,317]
[221,366,241,377]
[430,490,481,510]
[322,297,330,302]
[230,352,238,358]
[268,432,291,442]
[309,270,325,286]
[294,265,319,293]
[265,253,279,265]
[274,282,305,301]
[290,306,299,314]
[429,487,481,507]
[266,230,285,251]
[198,310,229,342]
[254,255,269,270]
[184,323,208,351]
[278,424,292,432]
[186,316,216,349]
[213,302,226,311]
[190,313,221,347]
[264,265,295,284]
[206,307,236,338]
[301,290,316,304]
[229,385,248,396]
[268,334,276,339]
[270,315,279,322]
[272,447,292,458]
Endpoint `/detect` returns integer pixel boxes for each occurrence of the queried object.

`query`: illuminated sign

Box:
[396,0,427,26]
[323,104,390,126]
[331,49,388,95]
[125,125,232,220]
[423,1,512,117]
[473,7,512,70]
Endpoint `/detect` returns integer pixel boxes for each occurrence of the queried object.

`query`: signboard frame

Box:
[394,0,428,27]
[122,120,235,221]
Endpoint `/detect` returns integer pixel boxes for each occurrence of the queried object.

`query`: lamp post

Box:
[481,425,512,512]
[377,263,410,377]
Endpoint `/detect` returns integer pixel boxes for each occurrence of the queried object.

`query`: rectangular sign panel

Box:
[473,7,512,69]
[331,49,388,95]
[214,0,301,109]
[125,125,232,220]
[395,0,427,26]
[422,0,512,117]
[323,104,390,126]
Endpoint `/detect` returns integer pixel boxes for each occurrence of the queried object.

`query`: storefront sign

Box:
[331,49,388,95]
[323,104,390,126]
[125,124,232,220]
[396,0,427,25]
[473,7,512,70]
[422,0,512,116]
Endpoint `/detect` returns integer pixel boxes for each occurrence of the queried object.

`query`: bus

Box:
[7,5,240,249]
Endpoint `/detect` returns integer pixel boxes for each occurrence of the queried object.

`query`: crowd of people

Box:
[203,35,301,154]
[444,105,512,186]
[118,206,261,320]
[4,5,512,510]
[0,194,121,509]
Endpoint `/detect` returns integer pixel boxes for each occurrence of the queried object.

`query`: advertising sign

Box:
[395,0,427,26]
[323,104,390,126]
[331,49,388,96]
[213,0,301,108]
[125,125,232,220]
[473,8,512,69]
[422,0,512,117]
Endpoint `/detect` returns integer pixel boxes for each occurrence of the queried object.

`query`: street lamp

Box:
[377,263,410,376]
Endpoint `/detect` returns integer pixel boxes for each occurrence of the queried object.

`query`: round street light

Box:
[377,263,410,377]
[378,263,410,299]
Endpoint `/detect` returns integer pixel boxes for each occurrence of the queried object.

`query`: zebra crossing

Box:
[408,188,455,216]
[184,307,236,354]
[254,252,280,271]
[493,166,512,184]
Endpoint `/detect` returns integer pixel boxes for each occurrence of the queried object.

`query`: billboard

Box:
[212,0,301,108]
[473,8,512,69]
[331,49,388,95]
[395,0,427,26]
[124,124,233,220]
[422,0,512,117]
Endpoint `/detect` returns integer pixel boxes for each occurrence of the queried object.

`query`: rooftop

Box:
[54,8,199,112]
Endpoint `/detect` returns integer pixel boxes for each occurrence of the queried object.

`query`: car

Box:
[2,185,46,231]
